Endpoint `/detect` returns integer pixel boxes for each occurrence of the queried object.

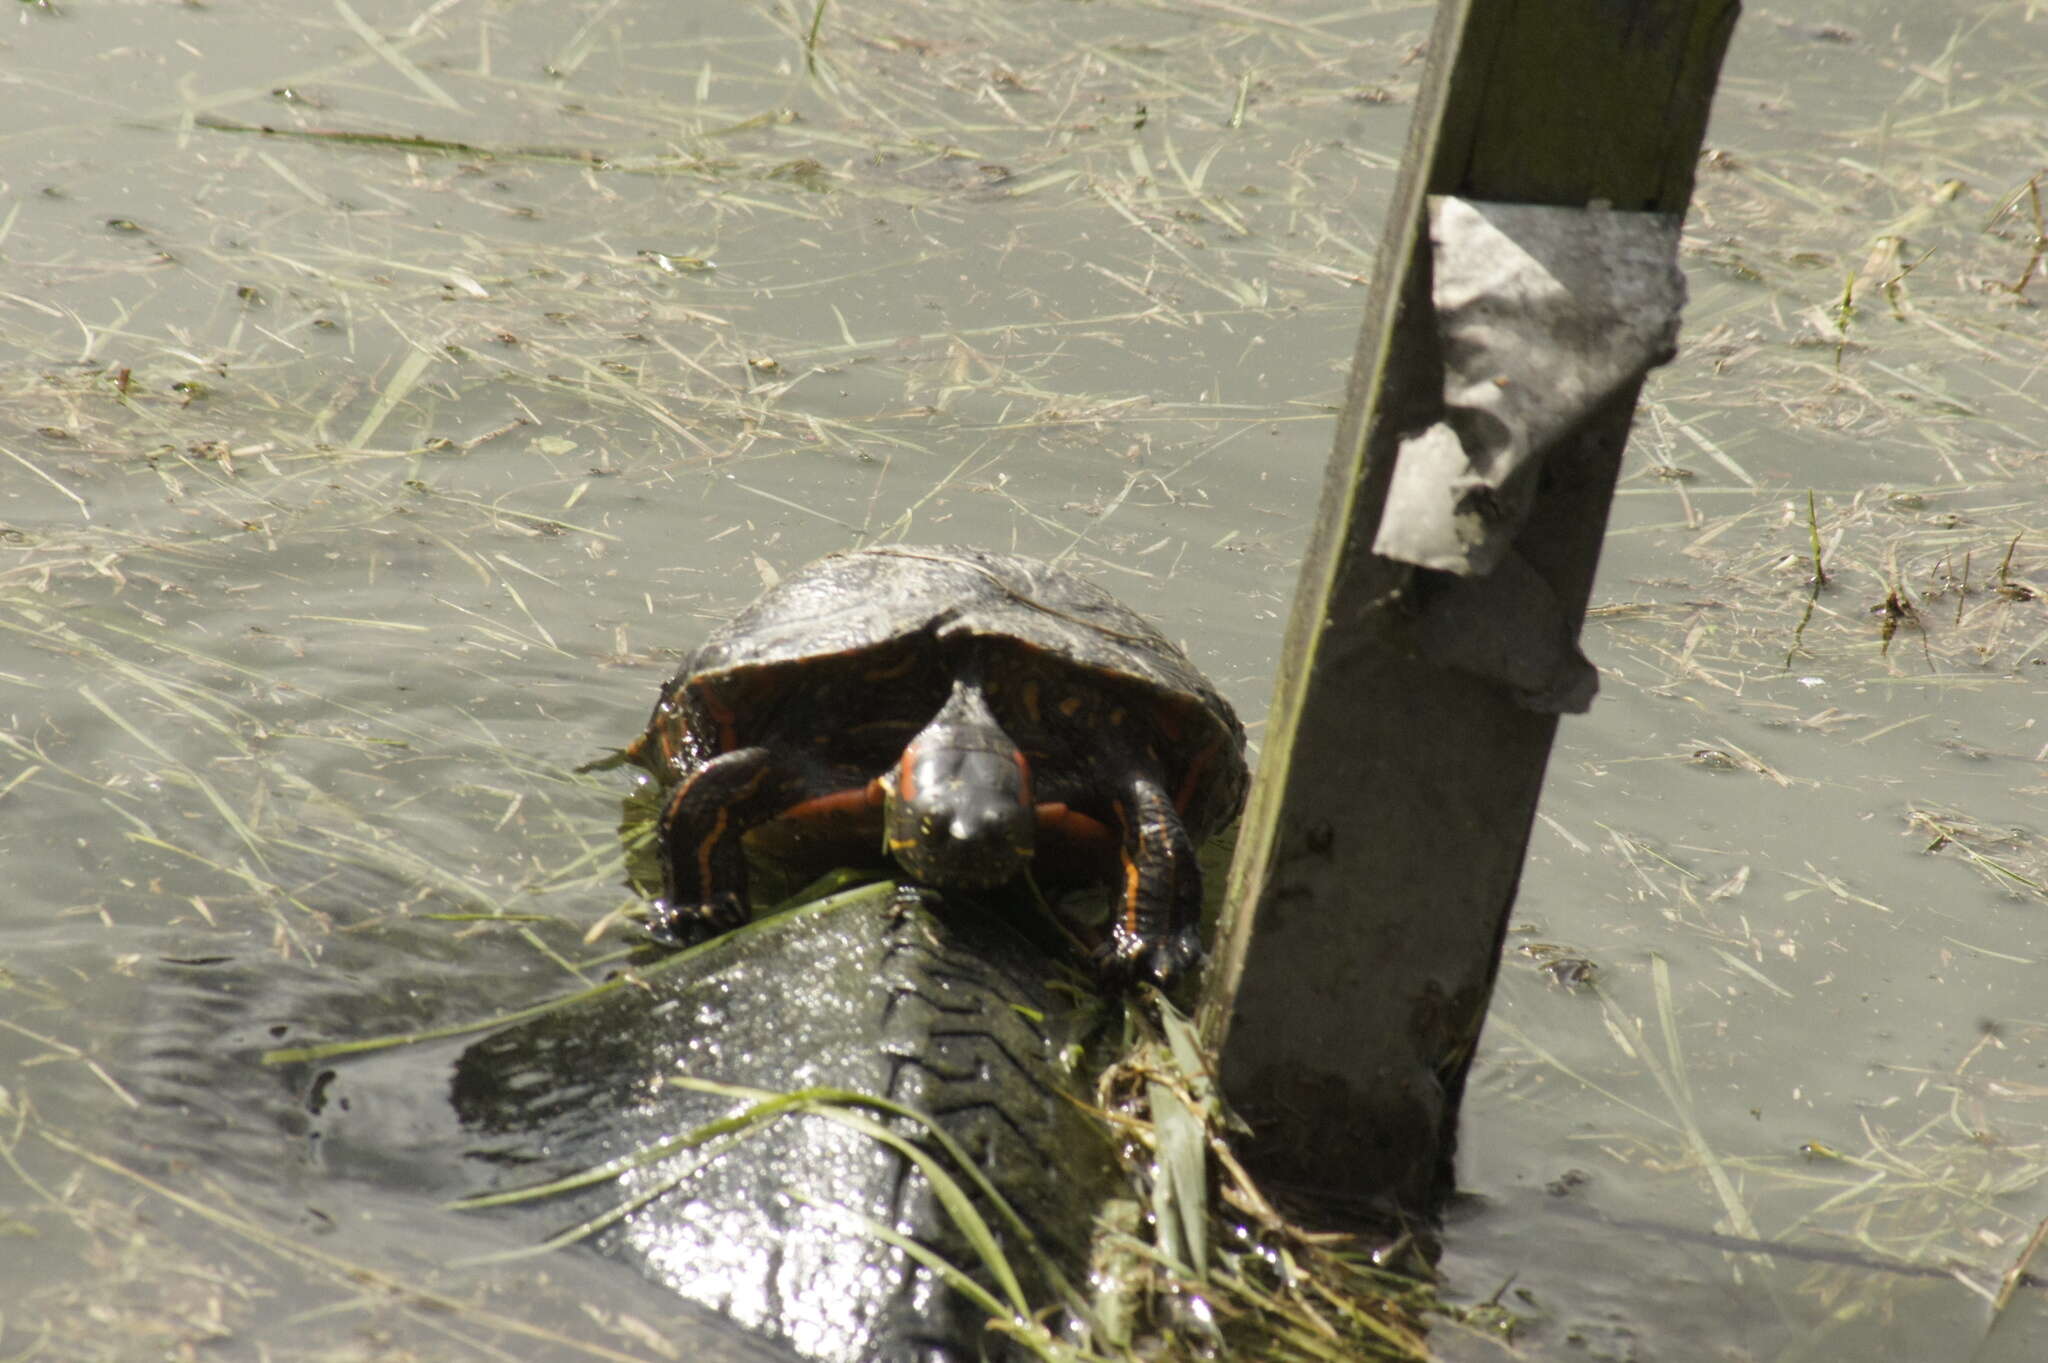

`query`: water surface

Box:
[1,0,2043,1358]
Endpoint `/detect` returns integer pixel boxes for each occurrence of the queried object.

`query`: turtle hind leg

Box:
[650,747,814,948]
[1098,769,1204,991]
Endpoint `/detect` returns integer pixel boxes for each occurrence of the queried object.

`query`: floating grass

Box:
[803,0,831,78]
[1093,998,1437,1361]
[452,1128,756,1267]
[189,116,570,164]
[1907,807,2048,902]
[263,877,892,1064]
[663,1077,1076,1313]
[1493,848,2048,1332]
[397,934,1434,1362]
[19,1115,685,1363]
[5,0,2047,1359]
[1806,489,1827,586]
[440,1063,1103,1357]
[458,1072,1084,1321]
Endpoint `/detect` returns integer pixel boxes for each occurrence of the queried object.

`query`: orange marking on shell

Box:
[636,699,689,770]
[1022,681,1042,724]
[1174,740,1216,814]
[1058,695,1083,718]
[1013,747,1034,806]
[698,682,740,752]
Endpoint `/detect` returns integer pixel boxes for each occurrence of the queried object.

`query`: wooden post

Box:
[1198,0,1739,1215]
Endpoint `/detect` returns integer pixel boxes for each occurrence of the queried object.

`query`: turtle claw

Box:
[1096,924,1204,993]
[648,892,750,949]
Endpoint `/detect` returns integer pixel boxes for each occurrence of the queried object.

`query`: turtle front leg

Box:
[1099,768,1204,991]
[650,746,809,948]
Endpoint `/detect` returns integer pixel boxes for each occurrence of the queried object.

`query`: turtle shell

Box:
[672,545,1248,840]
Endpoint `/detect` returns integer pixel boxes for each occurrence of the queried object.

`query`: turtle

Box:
[629,545,1248,988]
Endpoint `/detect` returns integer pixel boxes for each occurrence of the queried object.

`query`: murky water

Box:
[2,0,2043,1358]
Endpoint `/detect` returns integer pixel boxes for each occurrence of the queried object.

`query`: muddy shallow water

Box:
[2,1,2044,1359]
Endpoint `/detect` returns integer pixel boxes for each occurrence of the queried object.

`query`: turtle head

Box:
[883,680,1034,888]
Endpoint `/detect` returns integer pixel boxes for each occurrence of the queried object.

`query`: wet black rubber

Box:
[448,887,1120,1363]
[125,883,1118,1363]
